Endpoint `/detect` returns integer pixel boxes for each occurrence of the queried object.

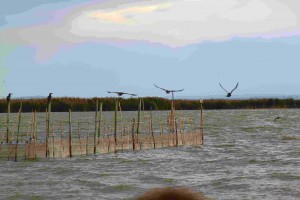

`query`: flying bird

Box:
[219,82,239,97]
[154,84,184,100]
[154,84,184,94]
[47,93,53,104]
[107,91,137,97]
[6,93,12,103]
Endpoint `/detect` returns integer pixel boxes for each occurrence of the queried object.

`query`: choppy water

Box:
[0,109,299,200]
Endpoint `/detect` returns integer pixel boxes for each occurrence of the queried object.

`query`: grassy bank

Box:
[0,97,299,113]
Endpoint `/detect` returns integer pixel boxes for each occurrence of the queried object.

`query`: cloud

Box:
[1,0,300,60]
[87,2,172,24]
[70,0,299,46]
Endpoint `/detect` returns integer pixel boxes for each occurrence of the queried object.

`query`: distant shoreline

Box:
[1,97,300,113]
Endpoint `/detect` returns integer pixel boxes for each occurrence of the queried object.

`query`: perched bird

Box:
[107,91,137,97]
[6,93,12,103]
[154,84,184,100]
[47,93,53,104]
[219,82,239,97]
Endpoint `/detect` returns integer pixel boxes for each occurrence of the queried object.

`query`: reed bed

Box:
[1,97,300,113]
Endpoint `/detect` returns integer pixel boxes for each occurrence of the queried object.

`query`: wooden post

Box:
[68,109,72,158]
[150,108,156,149]
[94,100,98,154]
[200,99,204,145]
[86,122,90,156]
[97,102,103,144]
[136,98,141,135]
[46,98,51,158]
[175,119,178,147]
[52,127,55,158]
[33,110,37,159]
[131,119,136,150]
[6,96,11,143]
[45,108,48,158]
[60,121,64,157]
[159,123,164,148]
[15,102,22,162]
[78,123,82,156]
[114,98,118,147]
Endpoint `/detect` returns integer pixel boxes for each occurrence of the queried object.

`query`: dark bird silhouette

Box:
[47,93,53,104]
[107,91,137,97]
[274,116,282,122]
[219,82,239,97]
[6,93,12,103]
[154,84,184,100]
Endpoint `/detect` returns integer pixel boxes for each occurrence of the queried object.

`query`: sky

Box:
[1,0,300,99]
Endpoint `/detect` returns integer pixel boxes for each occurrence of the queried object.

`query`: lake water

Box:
[0,109,299,199]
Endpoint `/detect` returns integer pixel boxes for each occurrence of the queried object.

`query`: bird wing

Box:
[154,84,168,92]
[128,93,137,96]
[219,83,229,93]
[107,91,122,94]
[230,82,239,93]
[171,88,184,92]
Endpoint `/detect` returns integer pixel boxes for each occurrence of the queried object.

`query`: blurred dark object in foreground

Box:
[136,187,210,200]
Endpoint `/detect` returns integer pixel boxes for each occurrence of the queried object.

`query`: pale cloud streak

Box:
[70,0,298,46]
[1,0,300,60]
[87,3,172,24]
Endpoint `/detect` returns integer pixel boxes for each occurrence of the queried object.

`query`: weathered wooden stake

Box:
[86,122,90,156]
[45,108,49,158]
[68,109,72,158]
[136,98,141,135]
[52,127,55,158]
[6,96,11,143]
[33,110,37,159]
[94,100,98,154]
[150,108,156,149]
[114,98,118,147]
[15,102,22,162]
[159,123,164,148]
[78,123,82,155]
[132,119,136,150]
[60,121,64,157]
[175,120,178,147]
[200,99,204,145]
[97,102,103,144]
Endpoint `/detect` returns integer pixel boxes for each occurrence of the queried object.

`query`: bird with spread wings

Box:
[107,91,137,97]
[219,82,239,97]
[154,84,184,100]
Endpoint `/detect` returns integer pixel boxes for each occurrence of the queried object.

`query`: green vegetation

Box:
[0,97,300,113]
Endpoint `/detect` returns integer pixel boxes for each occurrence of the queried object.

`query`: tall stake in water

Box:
[94,100,98,154]
[136,98,141,135]
[131,119,136,150]
[114,98,118,147]
[200,99,204,145]
[6,93,12,144]
[97,102,103,143]
[150,107,156,149]
[46,93,52,158]
[68,109,72,158]
[15,101,22,162]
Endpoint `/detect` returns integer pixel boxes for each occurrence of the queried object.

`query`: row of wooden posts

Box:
[1,97,204,161]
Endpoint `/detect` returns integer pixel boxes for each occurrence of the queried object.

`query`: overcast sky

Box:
[1,0,300,98]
